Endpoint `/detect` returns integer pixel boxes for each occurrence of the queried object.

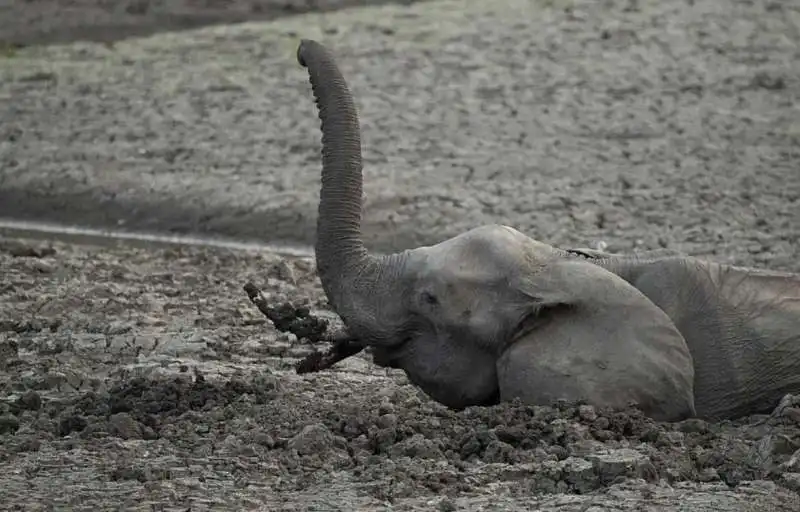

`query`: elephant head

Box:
[296,40,696,420]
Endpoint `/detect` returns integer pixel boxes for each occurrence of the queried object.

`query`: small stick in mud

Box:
[242,282,365,374]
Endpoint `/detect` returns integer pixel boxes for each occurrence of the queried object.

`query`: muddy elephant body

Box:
[294,39,800,422]
[587,252,800,420]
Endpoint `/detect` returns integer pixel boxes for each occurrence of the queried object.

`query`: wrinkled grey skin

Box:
[296,40,800,422]
[568,247,800,420]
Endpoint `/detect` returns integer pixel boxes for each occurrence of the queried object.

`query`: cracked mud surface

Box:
[1,0,798,267]
[1,0,800,509]
[1,238,800,510]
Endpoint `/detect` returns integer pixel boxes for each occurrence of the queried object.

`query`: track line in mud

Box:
[0,217,315,257]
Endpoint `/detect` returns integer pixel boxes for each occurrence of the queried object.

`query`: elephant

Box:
[294,39,800,422]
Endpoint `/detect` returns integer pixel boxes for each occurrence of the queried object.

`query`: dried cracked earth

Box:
[1,0,800,510]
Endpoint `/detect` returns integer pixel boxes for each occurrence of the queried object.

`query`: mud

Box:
[0,0,427,47]
[1,0,798,268]
[1,237,799,510]
[1,0,799,509]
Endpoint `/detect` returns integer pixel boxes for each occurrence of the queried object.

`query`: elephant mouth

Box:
[370,337,412,368]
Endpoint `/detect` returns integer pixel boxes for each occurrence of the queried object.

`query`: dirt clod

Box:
[13,391,42,412]
[57,415,88,437]
[244,281,366,373]
[108,412,148,440]
[243,282,330,342]
[0,414,20,435]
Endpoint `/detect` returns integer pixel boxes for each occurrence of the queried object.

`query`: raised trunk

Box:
[297,39,384,331]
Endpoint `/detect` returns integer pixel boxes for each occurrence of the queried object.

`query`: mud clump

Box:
[108,412,153,440]
[257,301,329,342]
[57,414,88,437]
[1,356,799,508]
[77,371,280,434]
[244,281,364,373]
[297,396,800,498]
[0,414,20,435]
[14,390,43,412]
[0,371,281,445]
[243,282,330,342]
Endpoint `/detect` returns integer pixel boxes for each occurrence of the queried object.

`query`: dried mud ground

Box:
[2,0,800,510]
[1,0,799,261]
[1,237,800,511]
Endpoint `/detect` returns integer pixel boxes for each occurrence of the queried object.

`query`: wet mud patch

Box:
[0,0,431,47]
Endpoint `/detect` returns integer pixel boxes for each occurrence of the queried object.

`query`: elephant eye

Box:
[421,291,439,306]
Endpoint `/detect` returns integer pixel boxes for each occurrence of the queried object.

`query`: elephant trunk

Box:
[297,39,389,333]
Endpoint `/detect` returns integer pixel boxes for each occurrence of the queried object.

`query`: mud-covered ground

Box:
[0,0,428,47]
[1,237,799,511]
[1,0,798,265]
[1,0,800,509]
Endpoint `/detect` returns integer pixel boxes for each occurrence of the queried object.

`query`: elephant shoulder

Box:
[629,257,713,322]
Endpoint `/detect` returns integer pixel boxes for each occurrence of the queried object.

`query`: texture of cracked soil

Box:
[1,238,800,511]
[0,0,798,264]
[1,0,800,509]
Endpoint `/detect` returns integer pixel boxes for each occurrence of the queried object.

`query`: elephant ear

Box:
[498,258,697,421]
